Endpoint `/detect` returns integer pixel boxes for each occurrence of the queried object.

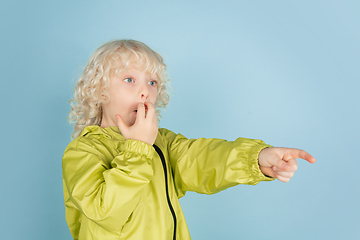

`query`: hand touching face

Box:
[101,66,158,128]
[116,102,158,145]
[100,65,159,145]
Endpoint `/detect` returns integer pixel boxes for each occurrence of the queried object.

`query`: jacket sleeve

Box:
[62,138,154,233]
[160,129,275,197]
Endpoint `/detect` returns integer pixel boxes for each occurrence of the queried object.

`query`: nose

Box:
[139,82,149,101]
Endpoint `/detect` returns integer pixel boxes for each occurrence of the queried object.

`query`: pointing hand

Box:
[258,147,315,182]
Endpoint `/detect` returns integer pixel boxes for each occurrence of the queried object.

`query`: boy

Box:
[63,39,315,240]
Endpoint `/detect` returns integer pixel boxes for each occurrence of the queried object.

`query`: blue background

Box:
[1,0,359,239]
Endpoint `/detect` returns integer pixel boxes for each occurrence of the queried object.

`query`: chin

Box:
[128,120,136,127]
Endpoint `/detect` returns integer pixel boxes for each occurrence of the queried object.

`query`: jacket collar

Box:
[80,125,124,139]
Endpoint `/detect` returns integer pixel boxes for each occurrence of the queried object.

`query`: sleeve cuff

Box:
[124,139,155,159]
[248,144,276,182]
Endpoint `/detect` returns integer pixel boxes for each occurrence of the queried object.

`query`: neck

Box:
[99,114,116,128]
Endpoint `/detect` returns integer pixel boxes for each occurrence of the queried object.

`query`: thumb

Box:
[116,114,128,134]
[272,157,291,171]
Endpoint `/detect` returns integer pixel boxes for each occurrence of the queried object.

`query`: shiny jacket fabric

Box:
[62,126,274,240]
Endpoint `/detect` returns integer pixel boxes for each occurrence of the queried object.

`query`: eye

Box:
[124,77,134,83]
[148,80,157,86]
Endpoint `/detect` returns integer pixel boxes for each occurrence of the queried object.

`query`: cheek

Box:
[112,89,131,104]
[151,88,158,103]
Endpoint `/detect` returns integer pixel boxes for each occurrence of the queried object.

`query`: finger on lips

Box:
[144,102,157,118]
[136,102,146,118]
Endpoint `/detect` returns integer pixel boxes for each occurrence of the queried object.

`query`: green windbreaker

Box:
[62,126,274,239]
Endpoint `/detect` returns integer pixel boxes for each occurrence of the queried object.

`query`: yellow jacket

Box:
[62,126,274,239]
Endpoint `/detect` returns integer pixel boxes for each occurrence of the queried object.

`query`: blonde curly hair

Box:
[68,39,170,138]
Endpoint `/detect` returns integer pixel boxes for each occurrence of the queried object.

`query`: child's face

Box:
[101,64,158,128]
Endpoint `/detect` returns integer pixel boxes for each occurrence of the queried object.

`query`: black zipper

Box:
[153,144,177,240]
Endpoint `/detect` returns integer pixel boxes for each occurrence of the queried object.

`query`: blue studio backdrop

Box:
[1,1,359,239]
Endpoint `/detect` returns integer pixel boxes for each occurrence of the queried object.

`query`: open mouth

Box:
[134,107,148,113]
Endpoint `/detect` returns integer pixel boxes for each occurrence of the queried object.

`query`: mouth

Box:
[134,106,148,113]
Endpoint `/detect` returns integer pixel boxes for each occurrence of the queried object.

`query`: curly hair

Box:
[68,39,170,138]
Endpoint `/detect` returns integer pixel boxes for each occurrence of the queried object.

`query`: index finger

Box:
[144,102,156,117]
[284,148,316,164]
[136,102,146,120]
